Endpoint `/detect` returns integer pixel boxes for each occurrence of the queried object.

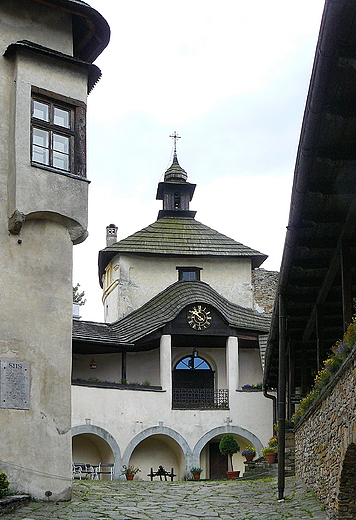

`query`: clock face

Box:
[187,305,212,330]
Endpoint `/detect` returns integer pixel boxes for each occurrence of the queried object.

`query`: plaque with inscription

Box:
[0,360,30,410]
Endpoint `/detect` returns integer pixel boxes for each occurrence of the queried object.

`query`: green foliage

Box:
[293,317,356,423]
[141,380,151,387]
[219,434,240,471]
[0,472,9,498]
[73,283,86,305]
[190,467,203,474]
[121,465,140,475]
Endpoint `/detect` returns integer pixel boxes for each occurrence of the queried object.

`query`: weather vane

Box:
[169,131,181,154]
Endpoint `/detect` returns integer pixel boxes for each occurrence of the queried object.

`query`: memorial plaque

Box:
[0,360,30,410]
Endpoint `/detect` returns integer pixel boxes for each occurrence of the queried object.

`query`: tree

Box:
[219,434,240,471]
[73,283,86,305]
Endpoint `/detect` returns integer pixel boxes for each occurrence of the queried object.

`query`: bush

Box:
[219,434,240,471]
[0,473,9,498]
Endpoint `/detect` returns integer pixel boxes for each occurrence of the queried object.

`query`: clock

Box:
[187,305,212,330]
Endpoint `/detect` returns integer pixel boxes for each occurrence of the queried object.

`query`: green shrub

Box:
[0,472,9,498]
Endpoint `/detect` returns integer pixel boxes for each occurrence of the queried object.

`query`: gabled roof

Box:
[73,281,271,347]
[98,217,267,285]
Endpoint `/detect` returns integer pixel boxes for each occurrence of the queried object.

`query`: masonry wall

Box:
[252,268,279,313]
[295,349,356,519]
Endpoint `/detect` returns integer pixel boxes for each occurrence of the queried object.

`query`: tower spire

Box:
[169,131,181,163]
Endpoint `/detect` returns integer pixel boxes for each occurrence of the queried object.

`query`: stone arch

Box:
[192,425,263,467]
[337,443,356,519]
[72,424,121,478]
[122,425,192,474]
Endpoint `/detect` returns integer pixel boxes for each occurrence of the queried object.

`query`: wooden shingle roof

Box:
[98,217,267,285]
[73,281,270,348]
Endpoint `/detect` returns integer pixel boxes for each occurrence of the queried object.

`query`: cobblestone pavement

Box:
[5,477,327,519]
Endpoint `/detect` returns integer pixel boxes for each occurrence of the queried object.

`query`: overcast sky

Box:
[73,0,326,322]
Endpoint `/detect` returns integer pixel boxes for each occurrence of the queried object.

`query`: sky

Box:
[73,0,326,322]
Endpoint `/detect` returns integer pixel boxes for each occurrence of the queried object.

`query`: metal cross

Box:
[169,131,181,153]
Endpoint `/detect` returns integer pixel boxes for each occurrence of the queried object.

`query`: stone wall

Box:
[295,348,356,519]
[252,268,279,313]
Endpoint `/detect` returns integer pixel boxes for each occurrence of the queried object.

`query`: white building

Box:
[72,146,277,480]
[0,0,109,500]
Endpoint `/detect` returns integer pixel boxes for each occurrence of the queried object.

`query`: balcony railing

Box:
[172,388,229,410]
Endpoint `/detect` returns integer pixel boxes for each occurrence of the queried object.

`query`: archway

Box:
[72,424,121,479]
[122,425,192,480]
[172,353,215,409]
[193,426,263,479]
[338,443,356,519]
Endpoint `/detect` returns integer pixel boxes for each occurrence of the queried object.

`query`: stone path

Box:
[4,477,327,519]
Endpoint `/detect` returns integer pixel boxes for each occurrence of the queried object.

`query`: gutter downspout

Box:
[263,387,277,437]
[278,293,286,501]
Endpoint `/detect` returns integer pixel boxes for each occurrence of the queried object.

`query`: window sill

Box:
[31,162,90,182]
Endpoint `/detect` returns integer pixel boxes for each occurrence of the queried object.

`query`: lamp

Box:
[193,349,198,358]
[89,359,97,369]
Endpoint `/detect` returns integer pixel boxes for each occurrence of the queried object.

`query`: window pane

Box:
[33,101,49,121]
[182,271,197,281]
[33,128,49,147]
[32,145,49,165]
[53,134,69,153]
[53,151,69,170]
[54,107,70,128]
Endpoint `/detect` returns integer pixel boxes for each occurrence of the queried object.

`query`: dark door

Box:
[209,442,227,479]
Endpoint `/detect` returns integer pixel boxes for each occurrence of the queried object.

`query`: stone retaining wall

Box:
[295,349,356,519]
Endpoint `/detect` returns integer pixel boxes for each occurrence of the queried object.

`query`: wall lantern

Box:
[89,359,97,369]
[193,349,198,358]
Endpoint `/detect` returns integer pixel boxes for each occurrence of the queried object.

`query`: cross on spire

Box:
[169,131,181,153]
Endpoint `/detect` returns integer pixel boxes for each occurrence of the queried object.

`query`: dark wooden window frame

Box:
[31,87,87,178]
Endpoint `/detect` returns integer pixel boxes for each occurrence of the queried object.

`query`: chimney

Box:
[106,223,118,246]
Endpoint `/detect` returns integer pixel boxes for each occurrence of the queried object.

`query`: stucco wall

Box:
[295,349,356,519]
[0,1,90,500]
[103,254,254,322]
[71,384,273,479]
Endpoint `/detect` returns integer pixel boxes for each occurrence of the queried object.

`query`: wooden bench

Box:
[147,465,176,481]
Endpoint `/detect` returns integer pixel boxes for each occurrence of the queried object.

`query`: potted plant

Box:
[190,467,203,480]
[121,464,140,480]
[219,434,240,479]
[262,436,278,464]
[241,444,256,462]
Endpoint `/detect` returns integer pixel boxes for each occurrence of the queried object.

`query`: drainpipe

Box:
[263,387,277,437]
[278,294,286,502]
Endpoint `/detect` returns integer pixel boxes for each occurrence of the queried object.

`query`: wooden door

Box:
[209,442,227,479]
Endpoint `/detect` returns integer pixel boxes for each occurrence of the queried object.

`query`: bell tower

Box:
[156,132,196,219]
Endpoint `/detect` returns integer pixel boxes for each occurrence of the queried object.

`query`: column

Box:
[226,336,239,392]
[160,335,172,392]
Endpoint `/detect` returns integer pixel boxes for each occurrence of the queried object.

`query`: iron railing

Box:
[172,388,229,410]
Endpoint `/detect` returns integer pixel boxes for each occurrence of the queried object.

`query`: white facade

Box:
[103,254,253,322]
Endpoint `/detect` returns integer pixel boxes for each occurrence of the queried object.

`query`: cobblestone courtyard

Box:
[3,477,327,519]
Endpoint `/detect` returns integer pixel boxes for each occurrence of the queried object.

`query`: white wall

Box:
[103,253,253,322]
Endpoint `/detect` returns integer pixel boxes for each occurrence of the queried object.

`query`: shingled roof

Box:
[98,217,267,285]
[73,280,270,347]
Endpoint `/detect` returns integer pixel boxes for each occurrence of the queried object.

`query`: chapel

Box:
[72,138,278,480]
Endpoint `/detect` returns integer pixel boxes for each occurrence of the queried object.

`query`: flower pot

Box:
[226,471,240,480]
[192,473,200,480]
[265,452,277,464]
[126,473,134,480]
[244,454,254,462]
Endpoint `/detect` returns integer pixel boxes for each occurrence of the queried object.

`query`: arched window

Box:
[175,355,211,370]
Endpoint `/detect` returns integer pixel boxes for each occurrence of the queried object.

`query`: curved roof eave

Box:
[110,281,271,343]
[34,0,110,62]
